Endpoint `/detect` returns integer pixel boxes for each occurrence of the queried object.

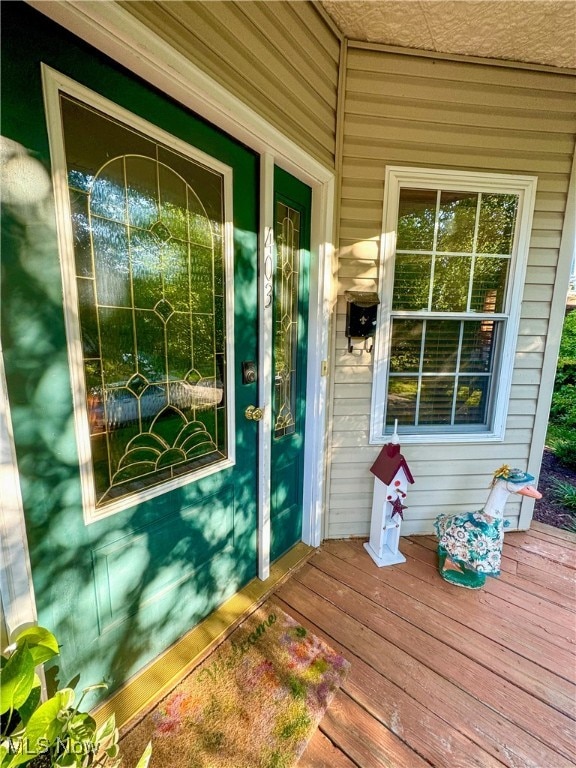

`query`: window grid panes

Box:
[62,95,228,508]
[386,185,518,434]
[387,318,498,429]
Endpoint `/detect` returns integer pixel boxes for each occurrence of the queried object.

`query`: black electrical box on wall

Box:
[344,291,380,353]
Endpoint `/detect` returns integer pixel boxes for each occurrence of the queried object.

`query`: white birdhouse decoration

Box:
[364,422,414,567]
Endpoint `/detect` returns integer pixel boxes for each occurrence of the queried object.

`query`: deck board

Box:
[413,535,576,607]
[276,527,576,768]
[373,537,576,631]
[311,544,575,716]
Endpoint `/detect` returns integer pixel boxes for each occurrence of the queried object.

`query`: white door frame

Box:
[0,343,37,640]
[28,0,335,579]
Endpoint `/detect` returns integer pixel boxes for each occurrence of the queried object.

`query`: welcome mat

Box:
[120,604,350,768]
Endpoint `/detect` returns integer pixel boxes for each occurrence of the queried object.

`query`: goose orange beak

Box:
[517,485,542,500]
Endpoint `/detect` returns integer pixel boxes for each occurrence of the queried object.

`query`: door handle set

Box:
[245,405,264,421]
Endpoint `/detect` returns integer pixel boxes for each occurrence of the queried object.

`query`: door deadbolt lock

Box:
[241,361,257,385]
[245,405,264,421]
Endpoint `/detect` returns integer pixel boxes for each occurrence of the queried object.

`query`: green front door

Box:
[270,168,312,562]
[2,3,259,704]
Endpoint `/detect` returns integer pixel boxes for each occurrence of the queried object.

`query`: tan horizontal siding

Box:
[508,399,537,416]
[331,474,488,495]
[520,302,555,320]
[345,115,575,155]
[527,249,562,266]
[331,443,531,463]
[288,1,341,61]
[346,70,576,112]
[347,48,576,93]
[328,522,370,538]
[328,45,575,538]
[514,352,545,369]
[507,414,536,429]
[120,0,340,167]
[345,95,576,134]
[523,284,554,302]
[343,145,571,175]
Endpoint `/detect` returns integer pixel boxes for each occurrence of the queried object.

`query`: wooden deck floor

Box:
[274,522,576,768]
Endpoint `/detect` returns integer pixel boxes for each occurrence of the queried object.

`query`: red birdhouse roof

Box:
[370,442,414,486]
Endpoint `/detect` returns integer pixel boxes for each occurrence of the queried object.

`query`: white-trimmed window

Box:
[371,167,537,444]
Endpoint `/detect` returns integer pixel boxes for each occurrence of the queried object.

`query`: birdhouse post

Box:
[364,422,414,567]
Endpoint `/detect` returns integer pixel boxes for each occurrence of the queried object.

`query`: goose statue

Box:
[434,465,542,589]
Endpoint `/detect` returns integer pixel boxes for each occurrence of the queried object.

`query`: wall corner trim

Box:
[520,145,576,528]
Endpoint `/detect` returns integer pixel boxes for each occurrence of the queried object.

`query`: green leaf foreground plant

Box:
[0,627,151,768]
[548,310,576,471]
[550,479,576,512]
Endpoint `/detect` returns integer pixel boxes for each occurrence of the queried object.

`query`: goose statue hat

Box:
[492,465,535,485]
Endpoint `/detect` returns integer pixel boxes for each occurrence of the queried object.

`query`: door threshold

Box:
[93,541,314,732]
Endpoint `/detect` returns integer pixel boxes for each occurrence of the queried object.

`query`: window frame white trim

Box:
[42,65,237,523]
[370,166,538,445]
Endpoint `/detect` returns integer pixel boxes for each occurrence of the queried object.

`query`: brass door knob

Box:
[245,405,264,421]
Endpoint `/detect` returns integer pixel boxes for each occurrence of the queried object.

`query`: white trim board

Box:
[28,0,336,550]
[0,343,37,639]
[258,153,275,579]
[520,147,576,528]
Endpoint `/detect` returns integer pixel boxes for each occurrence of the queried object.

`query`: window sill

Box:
[369,431,505,446]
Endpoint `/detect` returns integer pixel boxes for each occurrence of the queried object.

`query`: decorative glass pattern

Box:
[61,96,228,508]
[273,203,301,438]
[387,187,518,432]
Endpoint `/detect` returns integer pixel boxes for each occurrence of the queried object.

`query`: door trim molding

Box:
[258,154,275,579]
[29,0,334,550]
[0,343,38,638]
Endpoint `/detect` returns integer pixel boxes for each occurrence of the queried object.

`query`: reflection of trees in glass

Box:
[393,191,518,314]
[420,378,455,424]
[471,257,508,313]
[396,189,436,250]
[392,255,431,310]
[394,252,510,314]
[460,321,495,373]
[387,377,418,426]
[455,377,488,423]
[397,190,517,255]
[437,192,477,252]
[477,194,517,254]
[431,256,471,312]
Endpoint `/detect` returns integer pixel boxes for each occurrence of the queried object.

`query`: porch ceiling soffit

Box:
[320,0,576,70]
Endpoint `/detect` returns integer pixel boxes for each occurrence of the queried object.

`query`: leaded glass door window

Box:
[60,95,232,511]
[273,202,301,437]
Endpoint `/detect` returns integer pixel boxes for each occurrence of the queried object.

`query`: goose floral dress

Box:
[434,510,510,576]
